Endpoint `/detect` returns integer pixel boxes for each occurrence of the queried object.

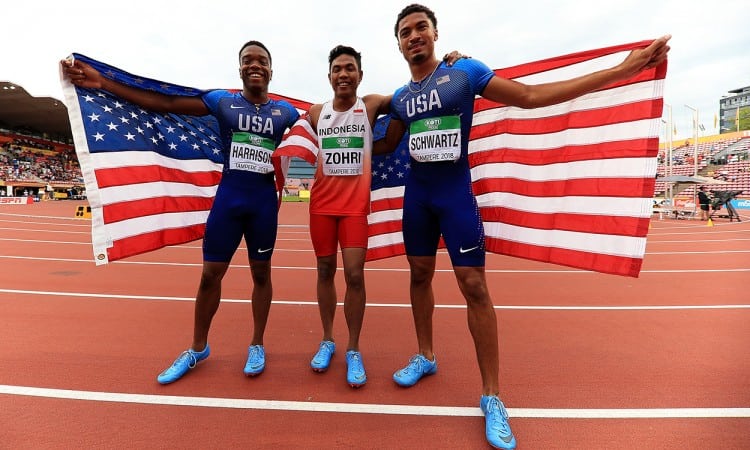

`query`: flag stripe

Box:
[471,157,657,183]
[485,236,643,276]
[366,242,407,261]
[480,207,650,237]
[102,196,215,224]
[473,81,663,127]
[472,100,660,138]
[370,196,404,214]
[471,177,656,199]
[491,40,654,80]
[107,224,208,262]
[469,118,660,153]
[97,181,217,205]
[103,210,210,242]
[483,221,647,258]
[468,138,659,166]
[367,219,404,238]
[474,192,652,218]
[94,166,222,188]
[87,150,222,170]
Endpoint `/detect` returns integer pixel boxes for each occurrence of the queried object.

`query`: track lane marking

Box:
[2,385,748,418]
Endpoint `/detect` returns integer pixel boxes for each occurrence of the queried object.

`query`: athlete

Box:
[275,45,465,388]
[382,4,671,449]
[62,40,299,384]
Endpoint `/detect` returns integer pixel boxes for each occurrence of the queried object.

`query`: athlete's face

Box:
[328,54,362,97]
[239,45,272,90]
[396,12,438,64]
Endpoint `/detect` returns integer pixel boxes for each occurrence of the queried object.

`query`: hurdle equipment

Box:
[75,205,92,219]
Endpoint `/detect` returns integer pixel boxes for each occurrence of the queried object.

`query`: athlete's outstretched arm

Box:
[61,59,209,116]
[481,35,670,109]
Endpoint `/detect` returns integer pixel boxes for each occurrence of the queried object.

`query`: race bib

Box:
[321,136,364,176]
[229,132,275,174]
[408,115,461,162]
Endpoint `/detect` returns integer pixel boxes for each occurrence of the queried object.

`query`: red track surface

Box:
[1,201,748,449]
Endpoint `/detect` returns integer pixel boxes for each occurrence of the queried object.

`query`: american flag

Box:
[61,53,310,264]
[366,41,667,277]
[64,40,665,277]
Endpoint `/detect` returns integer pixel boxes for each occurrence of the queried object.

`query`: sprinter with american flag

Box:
[381,4,670,448]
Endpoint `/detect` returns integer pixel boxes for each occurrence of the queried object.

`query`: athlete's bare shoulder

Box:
[363,93,392,118]
[307,103,324,128]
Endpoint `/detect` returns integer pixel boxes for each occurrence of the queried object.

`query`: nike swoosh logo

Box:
[459,246,479,254]
[257,247,273,253]
[230,105,245,109]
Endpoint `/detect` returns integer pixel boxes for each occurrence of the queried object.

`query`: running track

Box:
[1,201,748,449]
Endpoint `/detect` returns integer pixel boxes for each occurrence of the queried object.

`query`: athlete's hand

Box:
[618,35,671,78]
[61,58,104,89]
[443,50,470,67]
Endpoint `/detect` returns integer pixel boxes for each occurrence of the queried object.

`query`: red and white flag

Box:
[276,118,318,166]
[63,41,666,277]
[366,41,667,277]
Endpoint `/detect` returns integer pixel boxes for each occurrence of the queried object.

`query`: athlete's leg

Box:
[193,183,244,351]
[191,261,231,351]
[310,214,340,342]
[454,265,500,396]
[341,247,366,350]
[402,185,440,361]
[339,215,368,351]
[436,178,500,395]
[243,187,279,346]
[248,258,272,346]
[406,255,436,360]
[316,254,338,342]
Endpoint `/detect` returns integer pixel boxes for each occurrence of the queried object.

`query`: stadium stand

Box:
[285,157,316,197]
[1,132,83,199]
[1,81,83,199]
[2,80,747,207]
[654,130,749,220]
[655,133,750,198]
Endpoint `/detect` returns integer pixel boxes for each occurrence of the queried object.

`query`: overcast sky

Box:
[3,0,748,139]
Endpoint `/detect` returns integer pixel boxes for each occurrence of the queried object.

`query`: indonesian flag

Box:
[276,118,318,166]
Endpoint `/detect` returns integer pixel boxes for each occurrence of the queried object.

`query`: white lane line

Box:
[1,288,748,310]
[4,238,750,256]
[1,255,750,274]
[1,385,748,418]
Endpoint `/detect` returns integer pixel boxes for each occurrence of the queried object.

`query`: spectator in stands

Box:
[697,186,711,221]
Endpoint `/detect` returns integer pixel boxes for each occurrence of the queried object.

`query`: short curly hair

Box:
[394,4,437,37]
[328,45,362,71]
[238,40,272,65]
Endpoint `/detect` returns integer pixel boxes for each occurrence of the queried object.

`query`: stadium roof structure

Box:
[657,175,729,184]
[0,81,72,143]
